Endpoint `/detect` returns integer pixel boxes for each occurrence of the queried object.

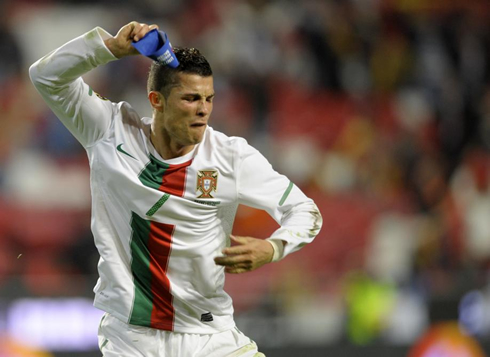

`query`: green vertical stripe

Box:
[129,212,153,326]
[279,181,293,206]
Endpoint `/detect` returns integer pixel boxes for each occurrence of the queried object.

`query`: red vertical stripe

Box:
[148,221,175,329]
[160,160,192,196]
[148,159,191,329]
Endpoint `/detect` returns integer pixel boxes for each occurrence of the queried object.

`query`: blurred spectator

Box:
[408,321,486,357]
[343,271,396,344]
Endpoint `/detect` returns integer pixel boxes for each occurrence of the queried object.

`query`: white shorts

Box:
[98,313,265,357]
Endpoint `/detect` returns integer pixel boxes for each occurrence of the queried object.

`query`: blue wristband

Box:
[131,29,179,68]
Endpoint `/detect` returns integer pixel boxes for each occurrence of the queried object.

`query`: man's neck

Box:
[150,130,195,160]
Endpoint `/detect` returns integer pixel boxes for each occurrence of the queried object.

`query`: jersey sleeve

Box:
[29,27,118,148]
[235,139,323,260]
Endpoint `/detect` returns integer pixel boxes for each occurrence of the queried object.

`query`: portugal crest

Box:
[196,170,218,198]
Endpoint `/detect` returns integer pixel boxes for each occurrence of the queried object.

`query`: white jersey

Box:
[29,27,322,334]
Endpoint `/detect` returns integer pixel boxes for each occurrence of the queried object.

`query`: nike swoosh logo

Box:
[116,144,136,160]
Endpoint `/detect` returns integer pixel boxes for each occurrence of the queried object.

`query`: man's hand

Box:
[104,21,159,59]
[214,235,274,274]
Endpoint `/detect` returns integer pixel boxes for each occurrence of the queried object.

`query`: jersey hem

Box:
[94,302,236,334]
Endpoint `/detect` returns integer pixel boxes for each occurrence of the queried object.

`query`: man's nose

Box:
[197,100,210,116]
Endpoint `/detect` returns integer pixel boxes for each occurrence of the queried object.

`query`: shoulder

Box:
[196,127,254,172]
[204,127,250,153]
[201,127,266,171]
[115,101,140,116]
[98,101,151,141]
[114,101,149,128]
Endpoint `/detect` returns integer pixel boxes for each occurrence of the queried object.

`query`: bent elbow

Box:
[29,56,55,90]
[309,205,323,237]
[28,60,48,91]
[28,61,39,85]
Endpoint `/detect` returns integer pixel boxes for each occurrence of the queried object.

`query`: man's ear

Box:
[148,91,164,112]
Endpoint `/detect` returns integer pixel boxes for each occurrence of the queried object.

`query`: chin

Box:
[192,132,206,144]
[193,136,204,145]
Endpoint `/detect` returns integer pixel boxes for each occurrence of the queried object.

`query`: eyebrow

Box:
[182,92,215,98]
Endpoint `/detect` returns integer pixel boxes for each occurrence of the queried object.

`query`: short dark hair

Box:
[147,47,213,98]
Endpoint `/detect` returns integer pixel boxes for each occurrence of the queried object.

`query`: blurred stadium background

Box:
[2,0,490,356]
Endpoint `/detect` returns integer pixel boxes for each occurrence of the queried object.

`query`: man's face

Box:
[159,73,214,147]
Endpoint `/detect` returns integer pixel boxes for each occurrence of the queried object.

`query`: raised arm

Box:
[29,21,157,147]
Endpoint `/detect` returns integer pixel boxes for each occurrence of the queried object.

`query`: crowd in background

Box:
[2,0,490,350]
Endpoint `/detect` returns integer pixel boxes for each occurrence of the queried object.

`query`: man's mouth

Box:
[190,123,206,128]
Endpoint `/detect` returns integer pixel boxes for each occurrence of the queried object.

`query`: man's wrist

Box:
[266,239,285,262]
[85,27,118,63]
[104,38,122,58]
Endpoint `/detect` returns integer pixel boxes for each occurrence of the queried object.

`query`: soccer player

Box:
[29,21,322,357]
